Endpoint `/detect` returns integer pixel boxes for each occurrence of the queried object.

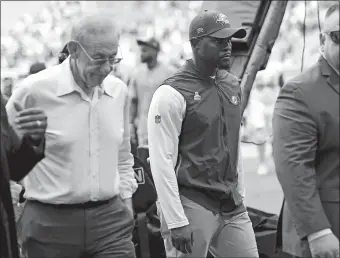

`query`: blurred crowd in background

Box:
[1,0,336,176]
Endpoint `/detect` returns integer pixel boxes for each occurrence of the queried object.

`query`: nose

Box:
[223,40,232,51]
[99,61,113,75]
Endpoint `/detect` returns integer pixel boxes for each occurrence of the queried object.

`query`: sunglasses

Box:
[325,31,340,44]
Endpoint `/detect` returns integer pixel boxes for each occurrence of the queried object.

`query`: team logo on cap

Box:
[214,13,230,25]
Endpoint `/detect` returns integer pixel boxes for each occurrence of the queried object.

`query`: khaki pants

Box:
[158,195,259,258]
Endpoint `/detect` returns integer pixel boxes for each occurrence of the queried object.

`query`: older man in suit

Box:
[273,3,339,258]
[1,93,47,258]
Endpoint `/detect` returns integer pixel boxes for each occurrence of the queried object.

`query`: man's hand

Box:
[123,197,134,217]
[170,225,194,254]
[12,102,47,143]
[10,181,23,204]
[309,233,339,258]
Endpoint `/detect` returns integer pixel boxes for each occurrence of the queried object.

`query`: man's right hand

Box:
[309,233,339,258]
[170,225,194,254]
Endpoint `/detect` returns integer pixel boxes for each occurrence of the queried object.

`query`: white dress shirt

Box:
[6,57,137,204]
[148,85,245,229]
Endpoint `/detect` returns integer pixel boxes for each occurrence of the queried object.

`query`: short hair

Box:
[70,12,119,44]
[325,3,339,19]
[58,44,69,64]
[29,62,46,75]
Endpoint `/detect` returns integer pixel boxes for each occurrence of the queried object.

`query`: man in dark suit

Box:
[0,93,47,258]
[273,3,339,258]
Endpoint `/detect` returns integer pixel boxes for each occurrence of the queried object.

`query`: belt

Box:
[29,198,113,209]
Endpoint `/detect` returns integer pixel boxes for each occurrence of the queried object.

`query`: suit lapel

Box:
[319,57,340,95]
[327,73,340,95]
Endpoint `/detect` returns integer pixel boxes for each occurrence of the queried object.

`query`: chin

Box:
[218,58,230,70]
[218,63,230,70]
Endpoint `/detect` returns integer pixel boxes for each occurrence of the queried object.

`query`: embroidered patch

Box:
[134,167,145,184]
[213,13,230,25]
[196,27,204,34]
[194,92,201,101]
[155,115,161,124]
[231,95,240,105]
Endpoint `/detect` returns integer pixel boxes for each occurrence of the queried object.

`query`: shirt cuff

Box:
[307,228,332,242]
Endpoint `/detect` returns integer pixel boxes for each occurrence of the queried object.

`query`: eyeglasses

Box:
[73,40,123,66]
[324,31,340,44]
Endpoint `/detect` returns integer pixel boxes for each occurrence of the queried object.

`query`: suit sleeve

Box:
[2,89,45,181]
[272,83,330,239]
[7,131,45,181]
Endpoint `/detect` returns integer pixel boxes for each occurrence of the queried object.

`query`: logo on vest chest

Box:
[194,92,201,101]
[231,95,240,105]
[155,115,161,124]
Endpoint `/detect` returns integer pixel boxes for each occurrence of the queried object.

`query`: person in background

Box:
[278,73,285,88]
[273,4,339,258]
[1,76,14,104]
[245,80,268,175]
[6,12,137,258]
[1,93,47,258]
[129,37,175,161]
[148,10,258,258]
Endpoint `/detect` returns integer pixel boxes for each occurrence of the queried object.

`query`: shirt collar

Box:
[56,57,83,97]
[56,57,115,98]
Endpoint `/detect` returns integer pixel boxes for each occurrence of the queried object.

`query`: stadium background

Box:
[1,0,337,214]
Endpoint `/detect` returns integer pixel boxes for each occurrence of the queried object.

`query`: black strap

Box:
[136,212,150,258]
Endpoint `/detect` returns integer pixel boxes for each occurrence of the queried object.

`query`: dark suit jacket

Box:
[273,56,339,257]
[0,93,45,258]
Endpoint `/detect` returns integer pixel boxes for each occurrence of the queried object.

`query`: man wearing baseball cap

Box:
[129,37,175,161]
[148,10,259,257]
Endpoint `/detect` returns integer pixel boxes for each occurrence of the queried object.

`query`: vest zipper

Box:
[214,80,228,148]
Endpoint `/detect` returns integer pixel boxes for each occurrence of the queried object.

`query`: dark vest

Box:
[163,60,245,214]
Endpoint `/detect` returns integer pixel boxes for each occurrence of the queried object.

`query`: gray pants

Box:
[159,195,259,258]
[18,196,135,258]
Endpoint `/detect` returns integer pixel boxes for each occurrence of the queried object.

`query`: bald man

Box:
[6,12,137,258]
[273,4,339,258]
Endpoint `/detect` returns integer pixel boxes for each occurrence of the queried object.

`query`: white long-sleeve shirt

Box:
[6,57,138,204]
[148,84,245,229]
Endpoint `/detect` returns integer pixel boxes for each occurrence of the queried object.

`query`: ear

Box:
[319,33,326,47]
[67,41,80,59]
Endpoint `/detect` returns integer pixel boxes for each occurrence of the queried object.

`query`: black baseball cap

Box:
[189,10,246,40]
[136,37,161,51]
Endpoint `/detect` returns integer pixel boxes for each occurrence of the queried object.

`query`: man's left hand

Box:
[123,197,134,217]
